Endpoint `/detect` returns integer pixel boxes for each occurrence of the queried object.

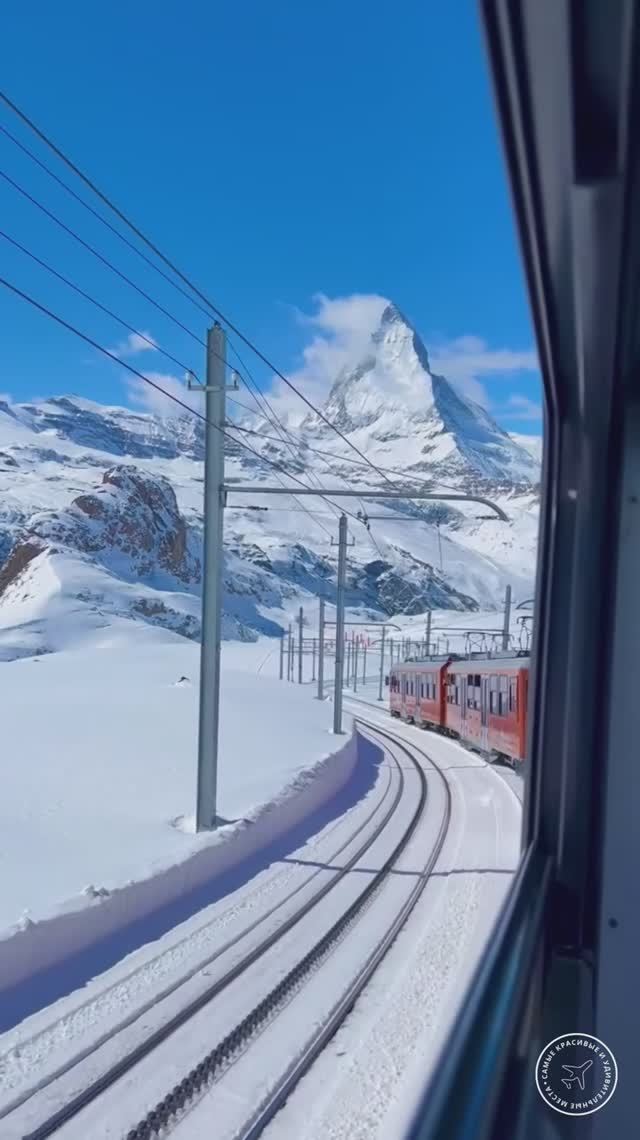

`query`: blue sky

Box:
[0,0,542,434]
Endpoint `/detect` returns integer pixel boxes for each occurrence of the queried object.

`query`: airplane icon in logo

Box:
[561,1060,593,1091]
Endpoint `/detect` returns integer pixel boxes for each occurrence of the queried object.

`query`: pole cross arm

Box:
[222,485,509,521]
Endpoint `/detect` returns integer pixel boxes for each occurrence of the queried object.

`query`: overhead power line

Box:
[0,90,397,487]
[0,272,364,528]
[0,226,199,380]
[0,120,214,324]
[0,166,206,349]
[226,338,374,536]
[226,413,472,501]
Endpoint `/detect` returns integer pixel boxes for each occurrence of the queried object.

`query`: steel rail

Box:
[123,719,438,1140]
[238,717,452,1140]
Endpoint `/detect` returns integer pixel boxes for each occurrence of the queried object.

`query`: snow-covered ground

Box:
[0,633,350,935]
[0,709,522,1140]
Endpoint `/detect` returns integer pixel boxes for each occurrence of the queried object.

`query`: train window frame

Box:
[499,675,509,716]
[490,675,499,714]
[509,676,517,712]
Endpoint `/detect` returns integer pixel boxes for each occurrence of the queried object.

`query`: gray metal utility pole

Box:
[353,638,359,692]
[288,623,293,681]
[502,584,512,650]
[362,641,367,685]
[346,641,351,689]
[317,598,325,700]
[426,610,432,658]
[333,514,347,734]
[196,323,226,832]
[378,625,386,700]
[312,638,316,682]
[298,606,304,683]
[279,632,284,680]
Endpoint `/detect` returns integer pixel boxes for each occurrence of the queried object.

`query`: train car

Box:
[390,655,529,766]
[389,657,451,728]
[444,657,529,764]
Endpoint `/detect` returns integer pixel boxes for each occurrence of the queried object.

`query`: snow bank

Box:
[0,640,379,1028]
[0,727,359,1009]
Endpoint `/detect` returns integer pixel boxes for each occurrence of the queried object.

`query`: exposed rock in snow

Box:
[28,464,202,586]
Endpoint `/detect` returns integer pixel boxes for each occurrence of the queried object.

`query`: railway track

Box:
[6,719,452,1140]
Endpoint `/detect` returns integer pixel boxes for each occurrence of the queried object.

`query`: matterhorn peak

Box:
[372,302,432,375]
[298,300,539,486]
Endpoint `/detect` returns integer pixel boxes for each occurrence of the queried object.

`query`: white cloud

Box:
[429,336,539,407]
[268,292,388,422]
[109,330,158,357]
[264,292,540,425]
[126,371,200,417]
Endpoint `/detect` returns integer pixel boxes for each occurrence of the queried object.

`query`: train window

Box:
[509,677,517,711]
[499,675,509,715]
[490,676,499,714]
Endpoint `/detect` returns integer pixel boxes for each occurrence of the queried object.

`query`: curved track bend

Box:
[3,718,452,1140]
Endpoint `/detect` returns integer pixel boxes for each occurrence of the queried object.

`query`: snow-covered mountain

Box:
[299,304,538,486]
[510,432,544,465]
[0,304,541,660]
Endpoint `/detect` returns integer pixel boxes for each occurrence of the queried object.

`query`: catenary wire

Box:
[0,119,214,324]
[0,273,365,528]
[0,166,206,349]
[0,114,382,547]
[0,226,200,380]
[226,412,471,499]
[226,338,372,532]
[0,223,333,541]
[0,90,399,487]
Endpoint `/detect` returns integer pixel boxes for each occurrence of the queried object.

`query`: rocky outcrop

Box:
[27,465,200,586]
[0,540,44,599]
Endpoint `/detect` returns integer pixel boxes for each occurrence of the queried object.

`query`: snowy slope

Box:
[510,432,544,464]
[0,304,541,656]
[0,637,353,932]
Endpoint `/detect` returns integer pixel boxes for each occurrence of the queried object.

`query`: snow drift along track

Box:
[9,722,424,1139]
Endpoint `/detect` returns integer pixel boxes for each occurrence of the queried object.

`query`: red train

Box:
[389,654,530,766]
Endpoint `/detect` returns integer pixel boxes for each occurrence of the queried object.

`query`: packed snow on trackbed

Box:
[0,631,348,934]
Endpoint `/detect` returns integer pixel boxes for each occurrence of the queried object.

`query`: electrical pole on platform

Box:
[196,324,227,832]
[378,625,386,701]
[502,585,512,651]
[317,598,325,699]
[298,606,304,683]
[333,514,348,734]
